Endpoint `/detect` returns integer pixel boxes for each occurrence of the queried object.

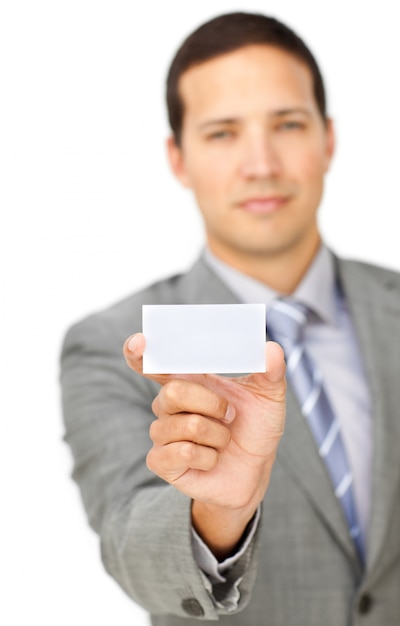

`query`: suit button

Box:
[181,598,205,617]
[358,593,373,614]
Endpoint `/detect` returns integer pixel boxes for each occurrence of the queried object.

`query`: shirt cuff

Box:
[191,506,261,584]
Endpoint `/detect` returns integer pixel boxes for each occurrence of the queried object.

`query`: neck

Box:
[207,235,322,294]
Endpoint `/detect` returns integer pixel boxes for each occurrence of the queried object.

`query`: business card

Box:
[142,303,266,374]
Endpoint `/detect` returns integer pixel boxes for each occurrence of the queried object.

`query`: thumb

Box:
[239,341,286,399]
[264,340,286,383]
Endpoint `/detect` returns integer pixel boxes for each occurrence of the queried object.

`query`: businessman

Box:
[60,12,400,625]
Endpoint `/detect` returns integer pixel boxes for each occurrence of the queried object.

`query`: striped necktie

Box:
[267,298,364,561]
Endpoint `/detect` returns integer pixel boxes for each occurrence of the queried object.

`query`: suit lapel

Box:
[184,254,400,574]
[277,258,400,574]
[186,256,361,564]
[338,258,400,576]
[276,387,360,564]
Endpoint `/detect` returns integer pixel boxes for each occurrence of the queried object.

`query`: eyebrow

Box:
[271,108,312,118]
[198,118,238,131]
[198,108,312,131]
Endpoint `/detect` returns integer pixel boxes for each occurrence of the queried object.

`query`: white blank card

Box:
[142,303,266,374]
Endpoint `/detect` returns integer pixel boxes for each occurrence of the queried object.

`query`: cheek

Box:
[187,155,232,197]
[289,145,327,187]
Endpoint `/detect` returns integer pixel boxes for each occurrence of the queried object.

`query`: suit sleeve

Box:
[59,312,261,619]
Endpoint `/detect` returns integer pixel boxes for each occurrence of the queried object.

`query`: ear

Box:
[166,136,191,188]
[323,117,335,172]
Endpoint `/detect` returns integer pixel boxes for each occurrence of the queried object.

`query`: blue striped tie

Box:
[267,298,364,561]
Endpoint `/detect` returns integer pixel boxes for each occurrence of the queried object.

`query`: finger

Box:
[146,441,219,480]
[152,378,235,424]
[123,333,171,385]
[123,333,145,373]
[149,413,231,448]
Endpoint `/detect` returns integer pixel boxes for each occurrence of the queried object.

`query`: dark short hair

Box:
[166,12,327,145]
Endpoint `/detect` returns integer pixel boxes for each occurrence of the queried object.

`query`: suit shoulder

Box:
[337,256,400,304]
[339,255,400,284]
[61,269,190,355]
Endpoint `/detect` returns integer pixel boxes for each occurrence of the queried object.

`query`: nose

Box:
[240,130,281,179]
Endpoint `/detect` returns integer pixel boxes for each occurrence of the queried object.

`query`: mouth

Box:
[236,196,290,214]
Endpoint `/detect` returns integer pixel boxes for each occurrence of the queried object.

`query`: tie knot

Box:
[267,298,309,348]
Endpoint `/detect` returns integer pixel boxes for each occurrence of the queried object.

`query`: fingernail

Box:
[224,404,236,423]
[128,335,138,353]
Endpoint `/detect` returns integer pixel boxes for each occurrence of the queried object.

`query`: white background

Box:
[1,1,399,624]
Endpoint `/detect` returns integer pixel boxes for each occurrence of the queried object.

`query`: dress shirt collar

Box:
[202,244,339,326]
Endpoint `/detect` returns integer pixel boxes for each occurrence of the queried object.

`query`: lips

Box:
[237,196,289,214]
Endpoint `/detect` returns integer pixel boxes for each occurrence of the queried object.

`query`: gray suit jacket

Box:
[60,254,400,625]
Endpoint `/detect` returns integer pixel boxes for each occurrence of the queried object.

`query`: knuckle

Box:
[146,448,157,473]
[151,396,160,417]
[185,413,206,439]
[148,419,159,443]
[163,379,184,406]
[180,441,196,464]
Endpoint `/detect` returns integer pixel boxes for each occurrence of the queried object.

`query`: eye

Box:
[277,120,305,131]
[207,129,235,141]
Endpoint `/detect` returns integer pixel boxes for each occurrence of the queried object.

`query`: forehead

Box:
[178,45,317,123]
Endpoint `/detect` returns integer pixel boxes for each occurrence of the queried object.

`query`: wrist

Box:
[191,500,258,561]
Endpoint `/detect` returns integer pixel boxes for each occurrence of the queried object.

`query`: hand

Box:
[124,333,286,558]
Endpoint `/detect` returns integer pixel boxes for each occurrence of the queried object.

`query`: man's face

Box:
[167,45,334,266]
